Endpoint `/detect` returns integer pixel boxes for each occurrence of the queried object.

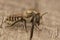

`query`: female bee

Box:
[5,9,43,31]
[5,9,47,40]
[5,9,35,32]
[5,9,37,25]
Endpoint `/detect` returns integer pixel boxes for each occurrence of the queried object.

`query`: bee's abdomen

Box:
[6,16,21,22]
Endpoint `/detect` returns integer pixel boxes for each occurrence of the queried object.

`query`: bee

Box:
[5,9,40,26]
[5,9,47,40]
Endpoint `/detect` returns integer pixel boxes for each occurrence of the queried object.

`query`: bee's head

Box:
[23,9,33,18]
[24,9,39,18]
[26,9,33,15]
[26,9,38,16]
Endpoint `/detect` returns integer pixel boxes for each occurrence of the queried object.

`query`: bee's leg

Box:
[34,17,41,31]
[34,23,42,31]
[37,21,40,26]
[10,20,21,26]
[36,15,40,26]
[30,17,35,40]
[30,23,34,40]
[23,19,27,32]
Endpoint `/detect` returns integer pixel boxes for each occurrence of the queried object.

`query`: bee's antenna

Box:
[41,12,48,17]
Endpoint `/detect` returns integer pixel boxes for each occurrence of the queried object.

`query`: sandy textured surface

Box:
[0,0,60,40]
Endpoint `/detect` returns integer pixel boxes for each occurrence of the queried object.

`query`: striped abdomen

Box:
[6,16,22,22]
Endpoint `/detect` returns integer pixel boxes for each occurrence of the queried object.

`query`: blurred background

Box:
[0,0,60,40]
